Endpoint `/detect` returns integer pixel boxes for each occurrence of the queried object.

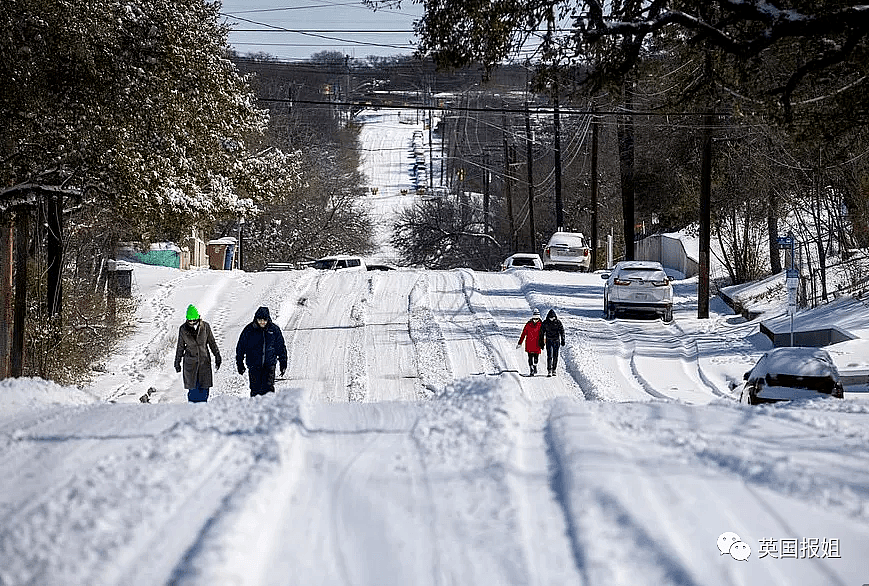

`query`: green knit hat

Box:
[186,304,200,320]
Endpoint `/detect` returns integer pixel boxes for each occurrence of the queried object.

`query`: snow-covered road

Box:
[2,264,869,586]
[2,108,868,586]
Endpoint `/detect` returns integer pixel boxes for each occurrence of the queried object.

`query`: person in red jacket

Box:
[517,308,543,376]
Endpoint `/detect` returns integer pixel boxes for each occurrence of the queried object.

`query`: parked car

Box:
[601,260,673,321]
[500,253,544,271]
[542,232,591,271]
[366,263,396,271]
[311,255,367,271]
[739,347,845,405]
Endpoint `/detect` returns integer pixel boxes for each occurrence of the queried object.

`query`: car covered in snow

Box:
[311,255,367,271]
[541,232,591,271]
[739,346,845,405]
[500,253,544,271]
[602,260,673,321]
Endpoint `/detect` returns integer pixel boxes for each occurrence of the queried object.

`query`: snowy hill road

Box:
[1,265,869,586]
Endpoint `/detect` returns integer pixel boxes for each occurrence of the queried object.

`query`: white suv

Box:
[542,232,591,271]
[500,253,543,271]
[311,255,367,271]
[602,260,673,321]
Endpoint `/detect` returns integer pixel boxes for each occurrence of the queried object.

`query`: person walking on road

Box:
[174,304,221,403]
[517,308,543,376]
[236,306,288,397]
[539,309,566,377]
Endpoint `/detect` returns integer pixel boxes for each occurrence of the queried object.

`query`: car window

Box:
[616,268,666,281]
[347,259,360,267]
[336,260,348,268]
[312,259,335,270]
[513,258,535,266]
[765,373,836,393]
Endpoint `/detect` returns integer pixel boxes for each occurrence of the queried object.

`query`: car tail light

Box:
[544,247,550,258]
[614,278,631,286]
[583,249,589,256]
[652,280,669,286]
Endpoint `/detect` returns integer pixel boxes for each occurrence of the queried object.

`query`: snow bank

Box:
[0,377,97,419]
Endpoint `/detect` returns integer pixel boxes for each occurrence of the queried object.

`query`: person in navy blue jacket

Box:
[235,306,288,397]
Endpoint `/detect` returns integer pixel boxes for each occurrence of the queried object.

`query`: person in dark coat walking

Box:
[236,306,288,397]
[517,308,543,376]
[174,304,221,402]
[538,309,566,376]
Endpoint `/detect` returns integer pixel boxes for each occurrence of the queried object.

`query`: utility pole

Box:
[483,153,490,235]
[503,110,515,251]
[428,95,434,189]
[698,111,713,319]
[590,111,600,271]
[525,103,537,253]
[553,94,564,231]
[618,78,636,261]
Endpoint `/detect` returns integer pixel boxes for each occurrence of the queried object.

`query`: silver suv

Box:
[542,232,591,271]
[602,260,673,321]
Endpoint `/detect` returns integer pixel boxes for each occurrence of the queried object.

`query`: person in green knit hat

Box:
[173,304,221,402]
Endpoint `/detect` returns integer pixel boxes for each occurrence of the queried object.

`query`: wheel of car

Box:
[605,302,615,320]
[663,307,673,322]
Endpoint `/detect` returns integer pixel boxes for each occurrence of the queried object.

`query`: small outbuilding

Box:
[206,237,237,270]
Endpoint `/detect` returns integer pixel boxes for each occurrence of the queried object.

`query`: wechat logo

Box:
[718,532,751,561]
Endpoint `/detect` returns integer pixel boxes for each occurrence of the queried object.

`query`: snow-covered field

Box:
[1,110,869,586]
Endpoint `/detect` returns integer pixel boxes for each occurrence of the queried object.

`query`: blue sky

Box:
[218,0,424,61]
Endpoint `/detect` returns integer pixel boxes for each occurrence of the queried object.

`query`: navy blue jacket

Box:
[236,307,288,372]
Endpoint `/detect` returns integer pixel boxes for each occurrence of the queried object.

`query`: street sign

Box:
[777,236,794,248]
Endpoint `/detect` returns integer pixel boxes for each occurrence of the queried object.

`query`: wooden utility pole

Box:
[483,154,490,235]
[698,112,713,319]
[618,84,636,261]
[525,103,537,253]
[503,111,515,251]
[553,95,564,231]
[590,111,600,270]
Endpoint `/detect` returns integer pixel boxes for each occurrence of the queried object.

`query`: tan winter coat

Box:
[174,320,221,389]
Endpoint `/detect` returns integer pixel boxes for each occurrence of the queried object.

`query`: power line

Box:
[222,13,415,50]
[259,97,741,119]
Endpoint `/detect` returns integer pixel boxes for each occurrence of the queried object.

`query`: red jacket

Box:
[518,319,543,353]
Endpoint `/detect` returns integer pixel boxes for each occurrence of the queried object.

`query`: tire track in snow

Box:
[282,270,369,402]
[544,401,706,586]
[407,273,452,398]
[618,319,721,404]
[346,275,373,402]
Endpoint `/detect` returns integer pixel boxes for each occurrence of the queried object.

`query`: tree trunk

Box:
[767,188,782,274]
[11,210,29,377]
[46,194,63,319]
[0,219,13,378]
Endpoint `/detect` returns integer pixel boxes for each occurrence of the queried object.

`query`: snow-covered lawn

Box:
[1,108,868,586]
